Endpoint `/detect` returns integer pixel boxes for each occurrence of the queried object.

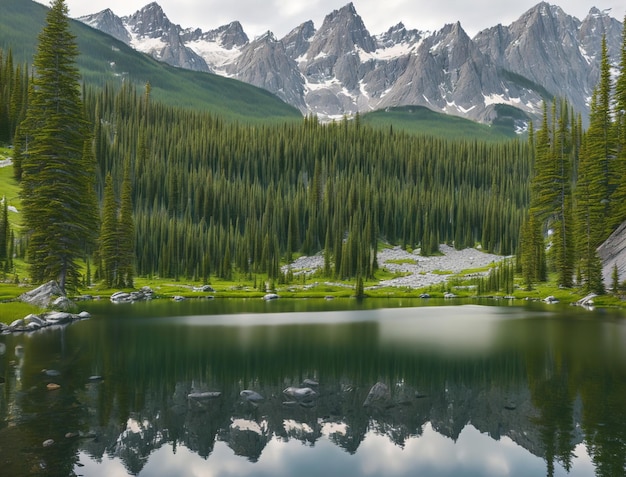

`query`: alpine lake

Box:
[1,297,625,477]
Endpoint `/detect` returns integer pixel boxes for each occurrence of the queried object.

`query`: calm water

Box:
[1,298,625,477]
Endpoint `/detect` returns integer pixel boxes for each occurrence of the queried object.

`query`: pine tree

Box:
[610,17,626,228]
[16,0,97,292]
[117,159,135,287]
[99,173,118,288]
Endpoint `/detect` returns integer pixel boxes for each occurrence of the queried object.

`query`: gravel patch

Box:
[282,245,508,289]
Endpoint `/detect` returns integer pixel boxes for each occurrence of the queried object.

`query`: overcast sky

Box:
[48,0,624,38]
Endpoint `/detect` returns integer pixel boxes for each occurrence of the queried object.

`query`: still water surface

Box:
[1,298,625,477]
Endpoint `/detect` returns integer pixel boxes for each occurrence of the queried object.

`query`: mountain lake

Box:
[0,298,624,477]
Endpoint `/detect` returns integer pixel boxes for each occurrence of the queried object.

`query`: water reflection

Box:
[0,302,625,476]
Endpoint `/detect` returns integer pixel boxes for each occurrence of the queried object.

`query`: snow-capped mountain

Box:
[78,1,623,123]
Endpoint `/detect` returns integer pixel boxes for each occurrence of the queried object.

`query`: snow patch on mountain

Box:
[78,2,623,125]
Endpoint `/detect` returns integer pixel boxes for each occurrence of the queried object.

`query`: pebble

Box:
[42,439,54,448]
[46,383,61,391]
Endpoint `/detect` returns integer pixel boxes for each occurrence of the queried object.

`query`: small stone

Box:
[47,383,61,391]
[43,439,54,448]
[65,432,79,439]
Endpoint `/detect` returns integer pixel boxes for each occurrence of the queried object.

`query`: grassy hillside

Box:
[361,106,526,141]
[0,0,302,124]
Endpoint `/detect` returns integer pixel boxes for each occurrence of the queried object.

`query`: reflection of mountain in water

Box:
[74,371,580,473]
[1,308,625,476]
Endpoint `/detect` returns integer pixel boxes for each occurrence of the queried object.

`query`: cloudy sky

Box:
[50,0,623,38]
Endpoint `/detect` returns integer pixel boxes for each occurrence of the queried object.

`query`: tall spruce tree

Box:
[117,159,135,287]
[99,173,118,288]
[610,17,626,228]
[16,0,97,292]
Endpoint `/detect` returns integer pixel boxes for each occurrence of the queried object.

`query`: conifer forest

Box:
[0,4,626,294]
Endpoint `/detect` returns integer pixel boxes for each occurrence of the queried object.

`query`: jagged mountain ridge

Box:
[79,1,624,123]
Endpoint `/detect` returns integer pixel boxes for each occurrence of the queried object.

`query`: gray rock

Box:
[9,318,25,329]
[44,312,73,324]
[24,314,45,326]
[598,220,626,287]
[52,296,75,311]
[18,281,65,308]
[78,8,131,44]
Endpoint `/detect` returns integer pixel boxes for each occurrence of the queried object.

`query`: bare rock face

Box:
[79,8,131,45]
[78,2,623,124]
[598,221,626,287]
[18,281,65,308]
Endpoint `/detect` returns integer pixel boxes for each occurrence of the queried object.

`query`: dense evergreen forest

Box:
[77,83,530,284]
[1,5,626,293]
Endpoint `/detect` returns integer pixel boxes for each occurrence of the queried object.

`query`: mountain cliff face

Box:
[79,2,623,123]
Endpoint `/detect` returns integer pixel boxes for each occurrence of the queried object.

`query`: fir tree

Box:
[99,173,119,288]
[16,0,96,292]
[117,159,135,287]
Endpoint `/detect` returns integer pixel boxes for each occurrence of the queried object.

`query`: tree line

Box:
[521,27,626,294]
[79,81,530,285]
[8,1,626,294]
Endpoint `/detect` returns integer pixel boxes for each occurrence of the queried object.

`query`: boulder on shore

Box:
[19,281,66,308]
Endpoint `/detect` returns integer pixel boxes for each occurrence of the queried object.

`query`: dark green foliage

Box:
[0,49,28,144]
[99,173,118,287]
[0,0,301,125]
[87,85,531,282]
[474,260,515,295]
[361,105,521,141]
[15,0,97,292]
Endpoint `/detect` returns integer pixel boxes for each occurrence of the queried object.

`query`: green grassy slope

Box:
[361,106,525,141]
[0,0,302,124]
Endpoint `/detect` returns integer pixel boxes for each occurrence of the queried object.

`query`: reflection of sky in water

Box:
[76,423,594,477]
[379,305,506,354]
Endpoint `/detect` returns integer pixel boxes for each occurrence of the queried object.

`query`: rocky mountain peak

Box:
[79,2,623,125]
[282,21,316,60]
[307,2,376,59]
[186,21,249,48]
[377,22,422,49]
[79,8,131,45]
[125,2,173,39]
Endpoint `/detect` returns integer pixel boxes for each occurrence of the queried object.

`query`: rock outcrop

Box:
[598,221,626,287]
[18,281,67,308]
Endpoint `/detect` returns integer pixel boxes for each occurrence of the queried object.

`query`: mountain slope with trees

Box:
[0,0,301,124]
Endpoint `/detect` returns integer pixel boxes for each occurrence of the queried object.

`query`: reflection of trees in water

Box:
[1,314,625,476]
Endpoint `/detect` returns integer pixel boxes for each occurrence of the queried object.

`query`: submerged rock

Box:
[240,390,264,402]
[283,386,317,400]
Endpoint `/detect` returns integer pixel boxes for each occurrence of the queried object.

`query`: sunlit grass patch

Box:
[0,301,46,324]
